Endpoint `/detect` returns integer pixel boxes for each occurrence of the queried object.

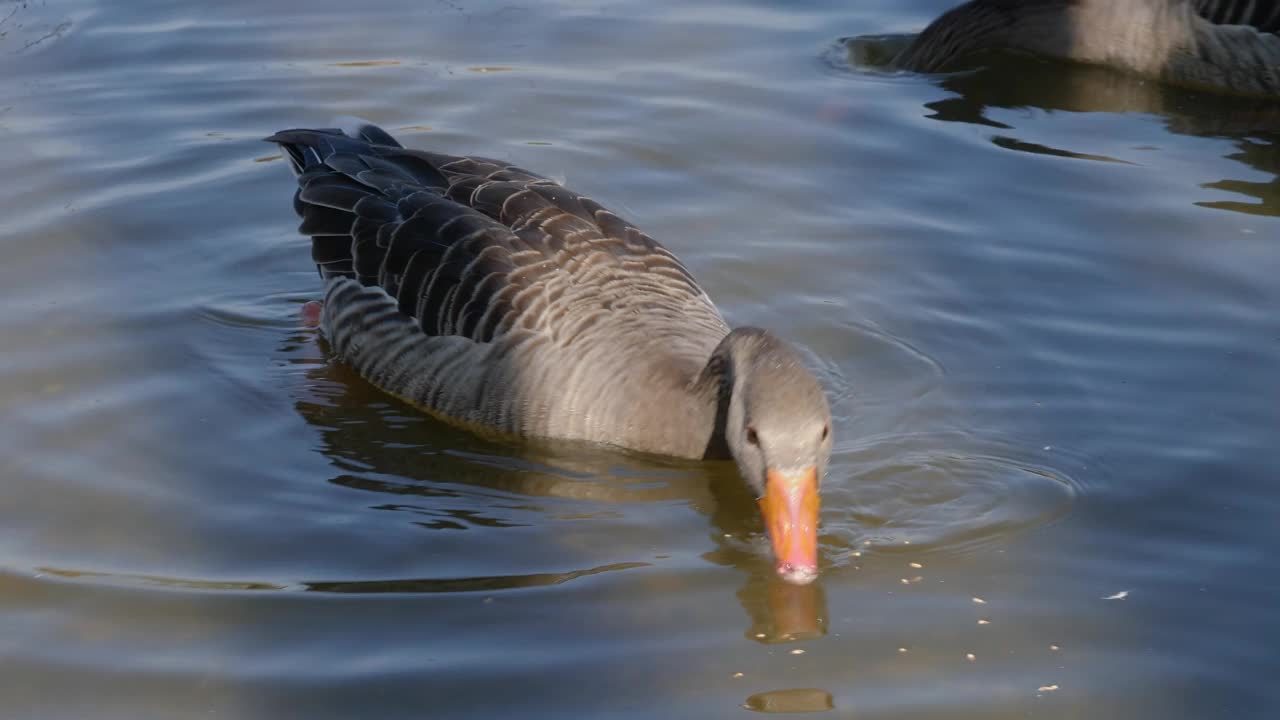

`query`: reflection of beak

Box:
[765,577,827,641]
[758,467,820,584]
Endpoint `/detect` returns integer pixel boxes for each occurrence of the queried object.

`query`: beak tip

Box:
[776,562,819,585]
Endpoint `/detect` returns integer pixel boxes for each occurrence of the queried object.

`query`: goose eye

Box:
[820,424,829,442]
[746,426,760,447]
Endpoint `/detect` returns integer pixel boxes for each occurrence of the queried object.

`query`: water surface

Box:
[2,0,1277,718]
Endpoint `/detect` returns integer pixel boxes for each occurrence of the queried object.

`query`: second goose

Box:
[892,0,1280,97]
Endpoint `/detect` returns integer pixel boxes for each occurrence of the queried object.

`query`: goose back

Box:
[269,126,731,457]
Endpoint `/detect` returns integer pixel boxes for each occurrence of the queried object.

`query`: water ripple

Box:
[824,431,1080,557]
[25,561,650,595]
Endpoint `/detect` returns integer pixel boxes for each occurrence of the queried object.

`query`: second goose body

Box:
[268,124,832,583]
[893,0,1280,97]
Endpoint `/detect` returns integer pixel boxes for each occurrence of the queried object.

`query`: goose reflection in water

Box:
[282,330,829,641]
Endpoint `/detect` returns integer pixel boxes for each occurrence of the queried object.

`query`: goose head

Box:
[717,329,832,585]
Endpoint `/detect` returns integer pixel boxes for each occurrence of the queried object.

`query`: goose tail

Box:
[264,121,404,176]
[264,123,417,281]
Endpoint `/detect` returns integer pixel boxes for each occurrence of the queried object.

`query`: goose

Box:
[891,0,1280,97]
[267,124,833,584]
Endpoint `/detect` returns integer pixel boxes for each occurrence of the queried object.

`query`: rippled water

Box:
[2,0,1277,717]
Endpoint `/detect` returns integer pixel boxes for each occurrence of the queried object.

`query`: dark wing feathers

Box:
[1195,0,1280,34]
[268,124,710,346]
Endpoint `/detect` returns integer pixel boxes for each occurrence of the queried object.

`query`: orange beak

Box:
[758,466,820,584]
